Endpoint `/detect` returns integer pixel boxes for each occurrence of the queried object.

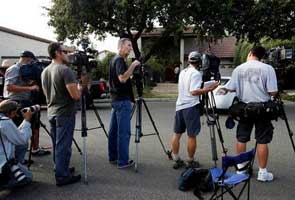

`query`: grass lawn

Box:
[282,94,295,102]
[142,86,177,98]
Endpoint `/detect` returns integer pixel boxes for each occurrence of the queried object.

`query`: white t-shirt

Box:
[225,60,278,103]
[176,65,202,111]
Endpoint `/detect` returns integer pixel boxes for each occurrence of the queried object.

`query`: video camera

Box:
[201,53,221,82]
[267,47,293,67]
[20,60,51,83]
[265,46,293,90]
[68,48,98,76]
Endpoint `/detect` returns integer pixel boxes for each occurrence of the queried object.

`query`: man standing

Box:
[171,51,219,169]
[108,38,140,169]
[41,42,82,186]
[4,51,49,164]
[218,46,278,182]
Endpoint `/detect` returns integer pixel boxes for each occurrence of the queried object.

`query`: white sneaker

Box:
[257,170,274,182]
[236,163,246,174]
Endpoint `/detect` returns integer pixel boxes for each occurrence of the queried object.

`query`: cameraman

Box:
[0,100,33,187]
[218,46,278,182]
[41,42,83,186]
[3,51,50,163]
[170,51,219,169]
[108,38,140,169]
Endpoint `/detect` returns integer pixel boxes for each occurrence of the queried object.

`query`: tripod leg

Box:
[209,124,218,166]
[134,99,142,172]
[142,99,172,160]
[131,102,136,120]
[209,92,227,155]
[91,103,108,138]
[281,106,295,153]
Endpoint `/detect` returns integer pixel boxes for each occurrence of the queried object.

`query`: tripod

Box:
[203,91,227,166]
[131,80,172,172]
[75,87,108,183]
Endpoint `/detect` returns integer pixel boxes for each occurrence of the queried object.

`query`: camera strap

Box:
[0,118,10,162]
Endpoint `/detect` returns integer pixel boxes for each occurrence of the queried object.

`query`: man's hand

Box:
[30,85,40,92]
[216,87,228,95]
[207,81,219,92]
[80,75,91,89]
[130,60,141,70]
[22,110,33,121]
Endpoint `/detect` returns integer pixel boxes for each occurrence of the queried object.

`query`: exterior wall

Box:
[0,31,51,63]
[183,37,199,55]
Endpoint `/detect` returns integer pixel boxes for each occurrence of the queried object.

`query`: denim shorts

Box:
[173,105,201,136]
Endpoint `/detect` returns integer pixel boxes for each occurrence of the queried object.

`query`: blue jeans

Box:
[49,113,75,178]
[14,100,33,163]
[108,100,132,166]
[15,145,28,163]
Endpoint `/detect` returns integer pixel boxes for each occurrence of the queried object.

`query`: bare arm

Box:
[66,83,81,100]
[216,87,236,95]
[6,84,39,93]
[118,60,141,83]
[191,81,219,96]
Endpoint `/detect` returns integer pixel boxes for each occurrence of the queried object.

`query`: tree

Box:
[47,0,230,61]
[47,0,295,61]
[228,0,295,43]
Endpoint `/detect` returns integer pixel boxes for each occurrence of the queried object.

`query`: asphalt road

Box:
[1,100,295,200]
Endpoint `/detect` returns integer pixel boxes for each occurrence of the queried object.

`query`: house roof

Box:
[141,28,236,58]
[0,26,55,44]
[198,37,237,58]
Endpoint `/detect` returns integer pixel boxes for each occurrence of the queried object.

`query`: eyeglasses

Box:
[59,49,68,54]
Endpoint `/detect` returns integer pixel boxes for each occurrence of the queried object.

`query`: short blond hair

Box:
[118,38,131,50]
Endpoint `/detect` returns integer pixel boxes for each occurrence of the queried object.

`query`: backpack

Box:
[178,168,214,199]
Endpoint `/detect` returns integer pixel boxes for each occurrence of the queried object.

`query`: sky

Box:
[0,0,118,52]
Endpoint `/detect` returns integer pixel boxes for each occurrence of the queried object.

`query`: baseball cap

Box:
[20,51,36,59]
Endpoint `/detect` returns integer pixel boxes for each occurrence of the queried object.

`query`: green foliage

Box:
[233,41,253,66]
[90,52,116,80]
[228,0,295,43]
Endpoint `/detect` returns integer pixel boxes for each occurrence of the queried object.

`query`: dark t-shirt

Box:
[41,63,77,116]
[109,55,134,102]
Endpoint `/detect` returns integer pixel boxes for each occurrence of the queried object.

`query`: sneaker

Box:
[32,148,51,156]
[236,163,246,174]
[257,170,274,182]
[56,174,81,186]
[186,160,200,168]
[173,159,185,169]
[117,160,135,169]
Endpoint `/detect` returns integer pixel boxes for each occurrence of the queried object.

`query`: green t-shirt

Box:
[41,63,77,116]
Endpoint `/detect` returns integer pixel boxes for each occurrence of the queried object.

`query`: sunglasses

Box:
[59,49,68,54]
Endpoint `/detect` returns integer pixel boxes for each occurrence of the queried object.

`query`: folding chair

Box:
[209,148,255,200]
